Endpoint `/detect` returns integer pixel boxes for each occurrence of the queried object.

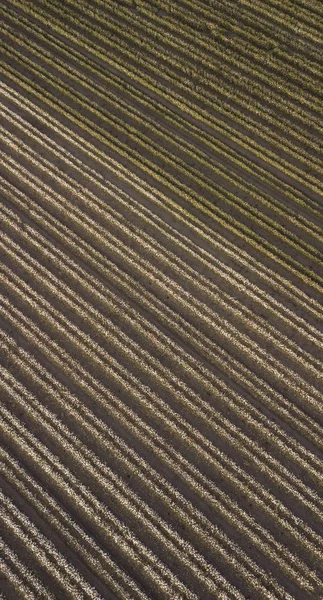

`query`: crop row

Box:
[100,0,323,104]
[2,81,323,355]
[10,0,323,191]
[1,68,322,324]
[59,0,323,78]
[154,0,323,47]
[0,362,227,599]
[1,21,322,269]
[2,168,323,451]
[4,2,323,226]
[1,112,323,393]
[1,195,323,596]
[2,99,322,381]
[1,156,323,468]
[1,271,322,597]
[0,308,283,599]
[3,4,322,234]
[2,80,322,346]
[0,487,99,599]
[0,536,53,600]
[32,0,323,157]
[1,1,323,598]
[1,41,322,306]
[2,80,323,343]
[2,130,323,426]
[0,396,193,600]
[1,169,323,476]
[0,444,148,600]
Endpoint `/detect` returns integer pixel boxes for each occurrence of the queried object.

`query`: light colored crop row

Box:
[2,111,323,390]
[35,0,323,157]
[99,0,323,108]
[2,161,323,517]
[1,2,322,598]
[0,488,101,599]
[10,0,323,191]
[2,166,322,489]
[2,101,322,386]
[2,141,323,434]
[0,288,321,598]
[0,538,54,600]
[3,5,322,235]
[0,397,199,600]
[1,155,322,468]
[4,4,318,223]
[1,210,323,595]
[0,369,228,599]
[1,67,322,327]
[153,0,323,49]
[1,21,321,273]
[233,0,323,32]
[3,4,323,242]
[64,0,323,86]
[0,444,151,600]
[2,201,323,504]
[1,40,322,305]
[1,161,322,596]
[1,121,322,413]
[1,77,322,336]
[0,311,274,600]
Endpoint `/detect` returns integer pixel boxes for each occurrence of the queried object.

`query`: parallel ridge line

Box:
[1,246,323,584]
[1,144,322,411]
[2,229,323,521]
[4,0,323,199]
[2,8,322,240]
[0,492,101,600]
[154,0,323,49]
[1,108,322,386]
[1,13,322,256]
[1,50,322,304]
[1,81,322,331]
[1,120,319,390]
[0,538,54,600]
[0,433,232,600]
[1,171,323,455]
[2,188,323,475]
[1,1,323,598]
[0,372,229,600]
[1,39,321,282]
[2,195,323,512]
[4,1,323,219]
[0,314,315,600]
[27,0,323,174]
[0,449,151,600]
[0,400,201,600]
[2,26,322,239]
[0,340,271,599]
[42,0,323,118]
[98,0,323,111]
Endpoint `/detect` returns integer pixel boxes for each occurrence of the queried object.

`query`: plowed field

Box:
[1,1,323,598]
